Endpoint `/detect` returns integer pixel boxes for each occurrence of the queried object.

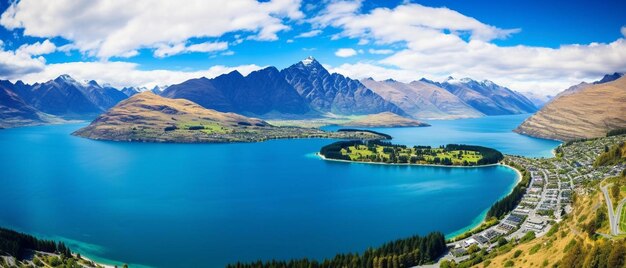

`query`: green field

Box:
[177,121,230,134]
[340,144,483,165]
[621,205,626,233]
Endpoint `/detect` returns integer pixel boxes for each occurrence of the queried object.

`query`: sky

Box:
[0,0,624,95]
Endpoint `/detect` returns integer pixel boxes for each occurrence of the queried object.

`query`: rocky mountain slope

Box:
[422,77,537,115]
[0,82,50,128]
[6,75,129,119]
[281,57,405,116]
[515,76,626,141]
[162,67,311,117]
[360,78,483,119]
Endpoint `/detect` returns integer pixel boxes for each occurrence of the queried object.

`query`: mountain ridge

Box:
[515,76,626,141]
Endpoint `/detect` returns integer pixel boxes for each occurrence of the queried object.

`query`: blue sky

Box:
[0,0,624,94]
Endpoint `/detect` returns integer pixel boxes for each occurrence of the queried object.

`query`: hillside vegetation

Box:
[228,232,446,268]
[593,142,626,167]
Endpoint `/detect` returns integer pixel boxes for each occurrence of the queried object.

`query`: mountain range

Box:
[360,78,484,119]
[1,56,546,128]
[421,77,537,115]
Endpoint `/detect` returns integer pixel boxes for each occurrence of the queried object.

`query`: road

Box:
[600,184,619,236]
[615,198,626,234]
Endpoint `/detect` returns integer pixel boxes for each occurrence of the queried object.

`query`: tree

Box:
[607,241,626,268]
[611,183,620,202]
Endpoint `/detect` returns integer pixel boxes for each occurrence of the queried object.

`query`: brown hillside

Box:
[515,77,626,141]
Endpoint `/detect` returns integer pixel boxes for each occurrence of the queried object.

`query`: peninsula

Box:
[339,112,430,128]
[73,92,388,143]
[319,140,504,166]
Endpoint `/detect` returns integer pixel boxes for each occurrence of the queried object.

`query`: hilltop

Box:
[73,92,387,143]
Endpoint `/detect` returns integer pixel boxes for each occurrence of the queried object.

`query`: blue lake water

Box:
[0,114,559,267]
[325,114,560,158]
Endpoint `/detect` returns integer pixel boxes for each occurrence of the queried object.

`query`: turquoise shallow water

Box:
[0,114,558,267]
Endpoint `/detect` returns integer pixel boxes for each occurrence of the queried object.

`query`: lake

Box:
[0,114,559,267]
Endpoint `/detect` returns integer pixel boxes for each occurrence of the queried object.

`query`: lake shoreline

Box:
[446,161,524,240]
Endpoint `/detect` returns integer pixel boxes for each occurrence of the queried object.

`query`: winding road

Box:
[616,198,626,234]
[600,184,626,235]
[600,185,619,235]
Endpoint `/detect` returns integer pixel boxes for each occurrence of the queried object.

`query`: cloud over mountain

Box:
[313,1,626,95]
[0,0,303,59]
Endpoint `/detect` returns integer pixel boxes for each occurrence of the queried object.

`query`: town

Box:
[442,134,626,263]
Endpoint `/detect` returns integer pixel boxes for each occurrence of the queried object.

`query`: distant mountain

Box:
[281,57,405,116]
[0,82,49,128]
[422,77,537,115]
[515,76,626,141]
[340,112,430,127]
[0,75,130,121]
[549,72,624,104]
[360,78,483,119]
[16,75,104,118]
[593,72,623,84]
[163,67,311,117]
[121,85,167,97]
[82,80,129,110]
[121,87,140,97]
[521,92,552,108]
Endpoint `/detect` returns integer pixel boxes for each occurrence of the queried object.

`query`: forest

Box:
[320,140,503,166]
[0,227,71,259]
[227,232,447,268]
[593,142,625,167]
[486,162,531,219]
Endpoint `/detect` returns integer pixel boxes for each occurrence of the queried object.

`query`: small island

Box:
[319,140,504,166]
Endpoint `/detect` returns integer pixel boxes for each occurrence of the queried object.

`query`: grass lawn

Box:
[177,121,230,134]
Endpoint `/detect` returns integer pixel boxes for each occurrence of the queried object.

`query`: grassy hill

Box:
[73,92,386,143]
[515,77,626,141]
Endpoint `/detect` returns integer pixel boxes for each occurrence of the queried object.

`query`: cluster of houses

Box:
[448,135,626,261]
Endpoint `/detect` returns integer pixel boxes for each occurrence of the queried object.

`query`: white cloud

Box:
[13,61,264,88]
[622,26,626,38]
[0,0,303,59]
[17,39,56,55]
[368,48,394,55]
[312,1,626,95]
[296,29,322,38]
[335,48,357,57]
[154,41,228,58]
[0,41,48,78]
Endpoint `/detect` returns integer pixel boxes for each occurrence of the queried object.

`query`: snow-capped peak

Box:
[301,56,315,65]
